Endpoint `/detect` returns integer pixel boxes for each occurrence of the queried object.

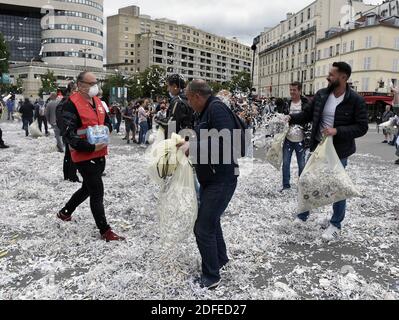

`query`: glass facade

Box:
[0,7,42,62]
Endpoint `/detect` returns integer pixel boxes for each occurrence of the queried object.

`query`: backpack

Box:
[56,98,68,136]
[209,99,252,159]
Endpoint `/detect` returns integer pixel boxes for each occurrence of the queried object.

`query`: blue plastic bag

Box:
[86,125,110,145]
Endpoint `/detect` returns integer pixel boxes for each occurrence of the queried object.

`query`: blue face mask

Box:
[169,92,175,99]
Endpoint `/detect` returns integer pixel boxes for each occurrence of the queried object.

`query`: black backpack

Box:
[56,98,68,137]
[209,99,252,159]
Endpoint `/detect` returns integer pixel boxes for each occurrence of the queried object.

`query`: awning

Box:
[363,96,394,106]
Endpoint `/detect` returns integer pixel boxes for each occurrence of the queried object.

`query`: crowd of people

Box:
[0,61,398,290]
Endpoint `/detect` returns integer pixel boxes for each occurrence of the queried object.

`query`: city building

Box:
[0,0,105,96]
[252,0,376,97]
[106,6,252,83]
[315,11,399,119]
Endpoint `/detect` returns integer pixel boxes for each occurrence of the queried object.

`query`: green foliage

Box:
[39,70,58,97]
[229,71,251,94]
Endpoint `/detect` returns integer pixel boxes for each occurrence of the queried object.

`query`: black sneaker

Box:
[0,144,9,149]
[395,159,399,165]
[382,140,388,143]
[194,276,221,290]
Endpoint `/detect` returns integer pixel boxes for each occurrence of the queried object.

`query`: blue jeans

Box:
[22,118,33,137]
[297,158,348,229]
[139,121,149,144]
[283,139,306,189]
[194,180,237,283]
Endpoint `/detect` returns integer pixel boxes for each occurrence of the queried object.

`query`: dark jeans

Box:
[62,157,110,234]
[22,118,33,137]
[139,121,149,144]
[63,143,79,182]
[0,127,4,145]
[115,117,122,133]
[297,158,348,229]
[37,116,49,134]
[125,121,136,142]
[194,180,237,283]
[282,139,306,189]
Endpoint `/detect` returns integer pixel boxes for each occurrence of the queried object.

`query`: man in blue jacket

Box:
[182,80,239,290]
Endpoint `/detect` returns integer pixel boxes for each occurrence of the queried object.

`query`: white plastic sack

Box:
[29,120,43,138]
[146,132,185,186]
[297,136,361,213]
[265,127,289,170]
[157,150,198,247]
[379,118,395,129]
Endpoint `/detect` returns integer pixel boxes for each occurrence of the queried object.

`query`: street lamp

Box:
[79,48,92,70]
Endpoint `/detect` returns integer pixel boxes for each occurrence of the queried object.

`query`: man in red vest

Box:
[57,72,125,242]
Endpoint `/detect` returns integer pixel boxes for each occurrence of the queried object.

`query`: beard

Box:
[328,80,340,91]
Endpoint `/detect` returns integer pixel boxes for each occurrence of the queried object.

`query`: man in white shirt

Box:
[281,82,309,191]
[289,62,368,242]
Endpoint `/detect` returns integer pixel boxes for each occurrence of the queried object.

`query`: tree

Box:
[39,70,57,97]
[229,71,251,95]
[0,32,9,74]
[101,72,140,104]
[208,81,231,95]
[139,65,167,98]
[0,32,11,94]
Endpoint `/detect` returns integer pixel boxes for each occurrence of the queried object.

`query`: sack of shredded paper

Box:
[297,136,361,213]
[146,131,185,185]
[265,126,289,170]
[157,148,198,247]
[29,120,43,138]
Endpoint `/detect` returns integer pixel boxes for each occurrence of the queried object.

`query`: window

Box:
[393,59,399,72]
[365,36,372,49]
[308,8,311,19]
[336,44,340,56]
[395,37,399,49]
[343,42,347,53]
[329,46,333,57]
[362,78,369,91]
[364,57,371,70]
[324,48,329,58]
[125,27,129,31]
[350,40,355,52]
[317,50,321,60]
[301,12,304,23]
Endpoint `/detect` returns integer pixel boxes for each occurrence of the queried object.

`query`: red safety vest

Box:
[69,93,108,163]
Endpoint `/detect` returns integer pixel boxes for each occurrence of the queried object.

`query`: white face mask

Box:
[88,84,99,98]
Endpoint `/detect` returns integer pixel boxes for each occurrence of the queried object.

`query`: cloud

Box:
[103,0,383,45]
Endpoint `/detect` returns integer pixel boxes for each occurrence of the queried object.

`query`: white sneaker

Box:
[322,225,341,242]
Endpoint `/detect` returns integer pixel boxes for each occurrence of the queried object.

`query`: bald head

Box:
[185,80,213,113]
[186,80,212,97]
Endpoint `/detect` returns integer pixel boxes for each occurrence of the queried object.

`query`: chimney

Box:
[286,12,294,20]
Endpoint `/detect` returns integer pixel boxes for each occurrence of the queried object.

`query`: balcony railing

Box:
[259,26,316,56]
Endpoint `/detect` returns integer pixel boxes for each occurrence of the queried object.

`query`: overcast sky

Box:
[104,0,382,45]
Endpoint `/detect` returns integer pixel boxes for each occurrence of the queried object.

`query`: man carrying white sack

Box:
[288,62,368,242]
[178,80,240,290]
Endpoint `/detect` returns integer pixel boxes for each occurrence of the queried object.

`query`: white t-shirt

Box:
[287,100,305,143]
[101,101,110,114]
[318,92,345,141]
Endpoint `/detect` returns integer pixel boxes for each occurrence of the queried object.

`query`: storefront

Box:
[358,92,394,123]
